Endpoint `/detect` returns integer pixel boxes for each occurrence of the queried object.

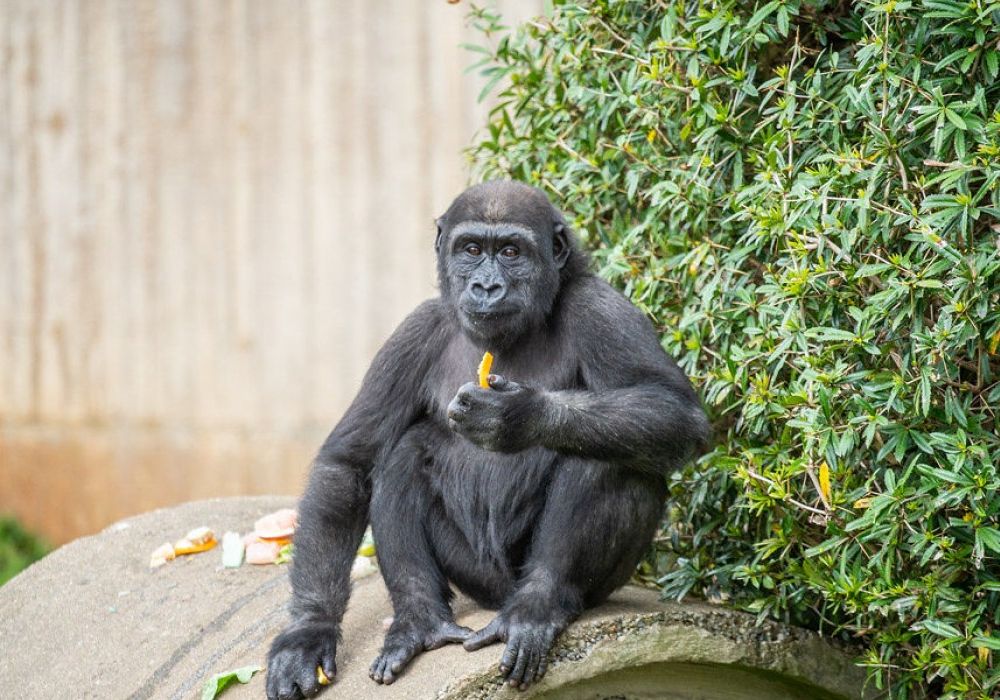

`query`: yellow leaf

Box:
[853,497,872,509]
[647,129,656,143]
[978,646,990,664]
[818,462,831,503]
[990,330,1000,355]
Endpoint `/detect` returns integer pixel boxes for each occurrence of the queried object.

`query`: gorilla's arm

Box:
[267,301,443,699]
[450,280,708,472]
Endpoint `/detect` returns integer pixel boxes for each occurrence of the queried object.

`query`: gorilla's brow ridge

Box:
[447,222,539,250]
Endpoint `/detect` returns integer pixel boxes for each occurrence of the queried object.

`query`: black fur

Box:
[266,181,709,699]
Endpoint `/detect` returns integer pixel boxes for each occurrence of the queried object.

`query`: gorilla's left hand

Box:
[447,375,547,452]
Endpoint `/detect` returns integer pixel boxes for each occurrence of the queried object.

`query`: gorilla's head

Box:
[435,181,587,348]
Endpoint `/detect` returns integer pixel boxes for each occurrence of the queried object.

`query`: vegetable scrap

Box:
[357,530,376,557]
[149,526,218,568]
[148,508,299,569]
[246,540,282,565]
[242,508,299,565]
[316,666,332,686]
[477,351,494,389]
[221,531,244,568]
[201,665,261,700]
[174,526,217,555]
[149,542,176,568]
[275,543,294,565]
[254,508,297,540]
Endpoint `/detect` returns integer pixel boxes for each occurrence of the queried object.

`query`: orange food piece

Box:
[174,537,218,556]
[478,352,494,389]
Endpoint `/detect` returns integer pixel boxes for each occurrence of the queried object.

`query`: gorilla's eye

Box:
[465,244,482,256]
[500,246,519,258]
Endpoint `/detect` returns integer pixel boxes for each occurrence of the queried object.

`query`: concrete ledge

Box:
[0,497,867,699]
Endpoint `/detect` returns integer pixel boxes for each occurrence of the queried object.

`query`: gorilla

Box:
[266,181,709,699]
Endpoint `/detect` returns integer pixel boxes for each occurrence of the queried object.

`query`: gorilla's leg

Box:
[465,459,665,689]
[368,430,472,685]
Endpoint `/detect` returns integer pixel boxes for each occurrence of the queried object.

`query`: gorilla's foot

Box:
[369,619,472,684]
[464,615,563,690]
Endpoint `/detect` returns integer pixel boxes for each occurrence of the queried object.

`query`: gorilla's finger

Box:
[319,654,336,686]
[487,374,514,391]
[522,643,541,688]
[509,640,529,685]
[463,618,504,651]
[499,637,518,674]
[426,621,473,649]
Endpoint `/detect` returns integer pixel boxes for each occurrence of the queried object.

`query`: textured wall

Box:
[0,0,539,543]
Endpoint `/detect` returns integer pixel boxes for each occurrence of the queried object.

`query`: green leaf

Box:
[201,666,262,700]
[976,527,1000,555]
[944,108,967,130]
[920,620,963,639]
[973,636,1000,650]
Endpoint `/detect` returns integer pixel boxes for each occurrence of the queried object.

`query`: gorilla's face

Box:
[435,181,571,348]
[442,221,560,346]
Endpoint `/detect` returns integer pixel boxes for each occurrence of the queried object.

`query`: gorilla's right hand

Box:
[266,621,339,700]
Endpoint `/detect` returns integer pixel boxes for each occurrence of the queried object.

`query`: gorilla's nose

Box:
[470,281,505,303]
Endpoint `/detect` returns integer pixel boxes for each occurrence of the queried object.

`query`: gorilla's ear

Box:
[434,219,444,253]
[552,222,571,269]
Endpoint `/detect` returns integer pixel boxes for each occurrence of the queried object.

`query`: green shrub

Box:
[0,517,49,586]
[467,1,1000,697]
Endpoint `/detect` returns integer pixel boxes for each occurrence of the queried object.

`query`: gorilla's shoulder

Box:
[391,298,450,342]
[557,274,659,342]
[559,274,638,317]
[406,298,449,324]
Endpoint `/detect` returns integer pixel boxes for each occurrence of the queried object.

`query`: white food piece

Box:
[221,531,245,568]
[350,556,377,580]
[149,542,175,568]
[184,526,214,546]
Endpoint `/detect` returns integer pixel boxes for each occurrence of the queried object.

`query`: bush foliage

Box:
[468,1,1000,697]
[0,517,48,586]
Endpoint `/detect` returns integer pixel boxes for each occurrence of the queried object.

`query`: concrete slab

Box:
[0,497,868,699]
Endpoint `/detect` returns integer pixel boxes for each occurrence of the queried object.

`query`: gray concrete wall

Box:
[0,0,540,543]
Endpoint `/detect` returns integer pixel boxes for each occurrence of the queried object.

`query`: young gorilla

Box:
[266,181,709,699]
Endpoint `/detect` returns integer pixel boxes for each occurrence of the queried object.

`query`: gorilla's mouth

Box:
[463,309,518,324]
[461,302,520,321]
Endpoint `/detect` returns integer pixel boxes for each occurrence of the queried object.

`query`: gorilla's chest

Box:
[417,335,578,552]
[425,335,580,422]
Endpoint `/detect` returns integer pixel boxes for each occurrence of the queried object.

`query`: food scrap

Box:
[149,508,300,569]
[149,526,217,568]
[221,531,244,568]
[201,665,261,700]
[149,542,176,568]
[174,526,217,555]
[254,508,297,541]
[246,539,282,565]
[351,555,377,579]
[477,351,494,389]
[317,665,332,686]
[240,508,299,565]
[357,530,376,557]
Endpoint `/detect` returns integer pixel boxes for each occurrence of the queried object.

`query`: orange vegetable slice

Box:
[478,352,494,389]
[174,537,218,556]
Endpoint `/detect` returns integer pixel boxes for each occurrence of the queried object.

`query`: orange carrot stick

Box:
[478,352,494,389]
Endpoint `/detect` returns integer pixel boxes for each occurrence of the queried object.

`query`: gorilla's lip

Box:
[462,306,519,321]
